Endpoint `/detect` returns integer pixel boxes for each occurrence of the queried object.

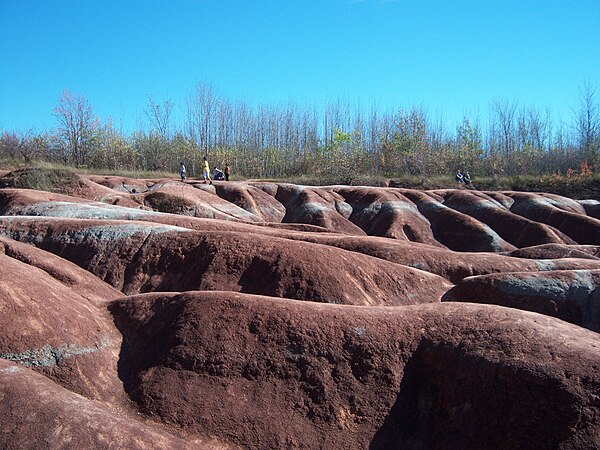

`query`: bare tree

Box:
[186,82,217,159]
[145,96,173,138]
[494,99,518,159]
[5,79,596,181]
[575,82,599,166]
[0,131,24,160]
[53,90,99,166]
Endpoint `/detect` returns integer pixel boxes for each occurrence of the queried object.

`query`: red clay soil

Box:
[3,171,600,248]
[443,269,600,331]
[136,181,265,222]
[400,190,517,252]
[2,170,600,448]
[0,171,137,208]
[281,233,600,283]
[0,188,281,235]
[89,175,268,222]
[214,182,286,222]
[0,188,89,213]
[504,243,600,260]
[508,192,600,245]
[436,189,576,248]
[332,186,444,245]
[110,291,600,449]
[0,236,122,306]
[0,237,126,404]
[273,183,367,235]
[579,199,600,219]
[3,187,600,287]
[0,359,219,449]
[0,217,451,304]
[86,174,160,194]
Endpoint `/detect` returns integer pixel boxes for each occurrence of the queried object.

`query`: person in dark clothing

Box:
[213,166,225,181]
[224,163,231,181]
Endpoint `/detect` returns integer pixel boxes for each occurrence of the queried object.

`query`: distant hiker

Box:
[455,170,464,183]
[202,157,212,184]
[180,162,186,181]
[463,171,471,184]
[224,163,231,181]
[213,166,225,181]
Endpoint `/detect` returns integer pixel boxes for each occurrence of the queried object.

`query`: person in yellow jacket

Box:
[202,157,213,184]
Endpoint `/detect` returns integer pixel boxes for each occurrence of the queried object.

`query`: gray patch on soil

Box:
[0,337,110,368]
[578,200,600,207]
[359,202,382,217]
[335,201,353,218]
[8,201,163,221]
[481,225,505,252]
[421,201,448,213]
[353,326,367,337]
[382,201,421,214]
[302,202,330,213]
[0,365,22,374]
[536,260,556,271]
[67,223,192,241]
[450,199,506,214]
[496,270,599,330]
[356,201,425,222]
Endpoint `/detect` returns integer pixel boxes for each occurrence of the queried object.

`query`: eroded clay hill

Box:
[1,168,600,449]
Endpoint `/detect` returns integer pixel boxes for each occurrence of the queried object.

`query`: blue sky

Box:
[1,0,599,133]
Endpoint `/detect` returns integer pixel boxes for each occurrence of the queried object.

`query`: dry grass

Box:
[2,159,598,199]
[0,167,82,194]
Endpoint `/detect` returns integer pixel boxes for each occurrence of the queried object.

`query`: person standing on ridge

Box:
[224,163,231,181]
[180,162,186,181]
[455,170,464,183]
[202,157,212,185]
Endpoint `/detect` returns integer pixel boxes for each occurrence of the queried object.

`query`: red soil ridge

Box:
[1,168,599,448]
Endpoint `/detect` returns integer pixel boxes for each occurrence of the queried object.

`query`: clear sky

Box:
[1,0,599,133]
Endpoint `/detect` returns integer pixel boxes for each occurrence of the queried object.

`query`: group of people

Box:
[179,157,231,184]
[455,170,471,184]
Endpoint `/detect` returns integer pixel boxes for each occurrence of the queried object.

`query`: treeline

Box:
[1,82,598,183]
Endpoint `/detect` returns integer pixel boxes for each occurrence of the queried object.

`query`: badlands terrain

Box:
[1,167,600,449]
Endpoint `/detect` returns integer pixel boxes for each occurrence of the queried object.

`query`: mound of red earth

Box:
[110,292,600,449]
[0,217,450,304]
[443,269,600,331]
[0,237,126,403]
[0,359,203,449]
[504,243,600,260]
[1,167,600,448]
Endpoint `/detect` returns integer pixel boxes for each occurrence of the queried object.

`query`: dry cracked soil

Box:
[1,168,600,449]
